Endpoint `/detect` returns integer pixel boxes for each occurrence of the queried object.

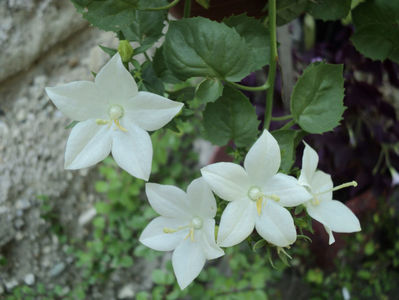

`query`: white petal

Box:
[298,142,319,188]
[324,226,336,245]
[217,200,256,247]
[244,130,281,186]
[65,119,112,169]
[46,81,106,121]
[187,177,217,218]
[139,217,188,251]
[111,120,152,181]
[201,162,250,202]
[199,219,224,260]
[172,238,206,289]
[310,170,333,202]
[125,92,183,131]
[255,200,296,247]
[306,200,361,234]
[145,183,191,218]
[261,173,312,207]
[95,53,138,104]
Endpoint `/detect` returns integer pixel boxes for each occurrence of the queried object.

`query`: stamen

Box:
[96,119,110,125]
[265,194,280,202]
[312,196,320,206]
[114,119,127,132]
[315,181,358,196]
[256,197,263,216]
[163,225,190,234]
[184,228,195,241]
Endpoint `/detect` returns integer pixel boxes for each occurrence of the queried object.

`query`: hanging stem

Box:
[226,81,270,92]
[145,0,181,11]
[279,120,295,131]
[271,114,292,121]
[183,0,191,18]
[264,0,278,130]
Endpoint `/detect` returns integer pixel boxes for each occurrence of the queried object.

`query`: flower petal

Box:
[324,225,336,245]
[298,142,319,188]
[187,177,217,218]
[255,200,296,247]
[139,216,188,251]
[306,200,361,234]
[261,173,312,207]
[95,53,138,104]
[172,238,206,289]
[311,170,333,202]
[65,119,112,169]
[46,81,106,121]
[201,162,250,202]
[145,183,191,219]
[217,200,256,247]
[111,120,152,181]
[199,219,224,260]
[125,92,183,131]
[244,130,281,185]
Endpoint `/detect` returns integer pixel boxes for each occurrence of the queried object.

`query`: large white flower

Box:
[139,178,224,289]
[298,143,361,244]
[201,130,312,248]
[45,53,183,181]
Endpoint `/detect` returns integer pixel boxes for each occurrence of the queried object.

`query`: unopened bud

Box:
[118,40,134,63]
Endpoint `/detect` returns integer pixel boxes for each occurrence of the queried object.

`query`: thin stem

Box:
[279,120,295,130]
[144,0,181,11]
[144,52,151,61]
[271,114,292,121]
[264,0,278,130]
[226,81,270,92]
[183,0,191,18]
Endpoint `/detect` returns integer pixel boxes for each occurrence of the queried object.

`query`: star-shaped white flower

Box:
[298,143,361,244]
[45,53,183,181]
[201,130,312,248]
[139,178,224,289]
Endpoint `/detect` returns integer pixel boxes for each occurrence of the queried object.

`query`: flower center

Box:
[108,104,124,120]
[96,104,127,132]
[248,186,280,216]
[163,216,204,242]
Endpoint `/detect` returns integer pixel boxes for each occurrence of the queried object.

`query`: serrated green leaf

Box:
[306,0,351,21]
[203,86,260,147]
[195,78,223,104]
[351,1,399,63]
[272,129,297,173]
[290,63,345,134]
[224,14,270,67]
[163,17,253,82]
[277,0,308,26]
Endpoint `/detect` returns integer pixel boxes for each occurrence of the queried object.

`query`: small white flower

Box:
[45,53,183,181]
[139,178,224,289]
[299,143,361,244]
[201,130,312,248]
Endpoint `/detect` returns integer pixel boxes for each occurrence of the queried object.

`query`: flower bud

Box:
[118,40,134,63]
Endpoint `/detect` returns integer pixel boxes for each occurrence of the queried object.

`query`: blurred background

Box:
[0,0,398,299]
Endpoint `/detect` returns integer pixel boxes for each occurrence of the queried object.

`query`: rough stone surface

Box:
[0,0,86,81]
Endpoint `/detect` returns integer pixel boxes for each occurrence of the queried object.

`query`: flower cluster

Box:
[46,54,360,290]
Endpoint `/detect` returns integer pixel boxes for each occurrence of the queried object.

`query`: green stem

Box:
[226,81,270,92]
[144,52,151,61]
[264,0,278,130]
[145,0,181,11]
[183,0,191,18]
[271,114,292,121]
[279,120,295,130]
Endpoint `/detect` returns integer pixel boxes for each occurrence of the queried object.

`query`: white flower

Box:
[139,178,224,289]
[298,143,361,244]
[201,130,312,248]
[45,53,183,181]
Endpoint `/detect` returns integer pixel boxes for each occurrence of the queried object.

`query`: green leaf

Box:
[351,1,399,63]
[195,78,223,104]
[153,47,182,84]
[277,0,308,26]
[203,86,260,147]
[196,0,210,9]
[290,63,345,134]
[141,61,165,95]
[163,17,253,82]
[224,14,270,67]
[99,45,117,57]
[306,0,351,21]
[271,130,297,173]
